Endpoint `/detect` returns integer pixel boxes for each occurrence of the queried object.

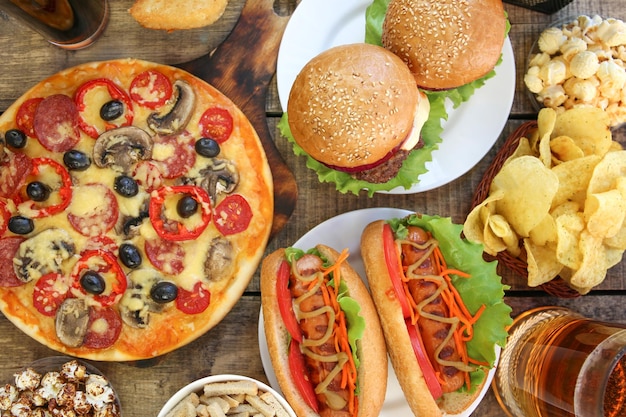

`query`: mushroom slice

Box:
[147,79,196,135]
[118,269,164,329]
[93,126,153,172]
[13,228,75,283]
[55,298,90,348]
[185,158,239,203]
[204,237,235,283]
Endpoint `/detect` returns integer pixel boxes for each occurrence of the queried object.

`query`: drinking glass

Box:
[0,0,108,49]
[493,306,626,417]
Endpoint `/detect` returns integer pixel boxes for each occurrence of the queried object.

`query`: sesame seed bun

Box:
[382,0,506,90]
[287,43,419,170]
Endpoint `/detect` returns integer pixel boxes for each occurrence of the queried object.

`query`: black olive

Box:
[100,100,124,121]
[5,129,27,148]
[195,138,220,158]
[8,216,34,235]
[26,181,51,202]
[119,243,142,269]
[114,175,139,197]
[150,281,178,304]
[177,194,198,218]
[63,150,91,171]
[80,271,106,295]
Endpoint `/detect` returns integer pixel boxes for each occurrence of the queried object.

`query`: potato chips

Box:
[465,107,625,294]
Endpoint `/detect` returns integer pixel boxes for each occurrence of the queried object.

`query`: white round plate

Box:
[258,208,500,416]
[276,0,515,193]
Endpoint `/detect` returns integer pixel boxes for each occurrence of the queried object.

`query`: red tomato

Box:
[406,319,444,399]
[199,107,233,143]
[33,273,69,317]
[67,183,119,236]
[83,307,123,349]
[276,260,302,343]
[151,131,196,178]
[176,282,210,314]
[214,194,252,236]
[288,341,319,412]
[129,70,173,109]
[382,223,412,318]
[15,97,43,138]
[0,152,32,199]
[144,237,185,275]
[0,237,26,287]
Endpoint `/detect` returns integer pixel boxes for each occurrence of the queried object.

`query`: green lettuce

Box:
[388,214,513,393]
[279,0,509,196]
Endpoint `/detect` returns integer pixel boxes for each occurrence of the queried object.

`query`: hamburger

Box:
[286,43,431,185]
[381,0,507,90]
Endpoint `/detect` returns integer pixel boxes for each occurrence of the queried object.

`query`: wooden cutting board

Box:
[177,0,297,241]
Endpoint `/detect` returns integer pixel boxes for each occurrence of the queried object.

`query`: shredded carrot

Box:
[318,249,358,416]
[396,235,488,392]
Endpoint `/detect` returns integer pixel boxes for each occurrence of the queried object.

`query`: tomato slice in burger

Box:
[276,260,302,343]
[382,223,412,318]
[288,340,319,413]
[406,319,444,400]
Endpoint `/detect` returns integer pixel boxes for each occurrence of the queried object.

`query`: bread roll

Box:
[260,245,387,417]
[129,0,228,30]
[382,0,507,90]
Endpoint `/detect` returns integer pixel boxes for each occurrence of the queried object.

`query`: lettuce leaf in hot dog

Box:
[387,214,513,391]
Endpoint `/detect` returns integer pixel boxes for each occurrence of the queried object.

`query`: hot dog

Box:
[261,245,387,417]
[360,214,512,417]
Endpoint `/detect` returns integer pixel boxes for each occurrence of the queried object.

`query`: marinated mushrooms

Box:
[55,298,90,348]
[93,126,153,172]
[147,79,196,135]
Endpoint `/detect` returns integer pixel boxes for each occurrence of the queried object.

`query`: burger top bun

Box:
[382,0,506,90]
[287,43,419,169]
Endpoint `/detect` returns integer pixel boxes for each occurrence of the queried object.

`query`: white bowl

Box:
[157,374,297,417]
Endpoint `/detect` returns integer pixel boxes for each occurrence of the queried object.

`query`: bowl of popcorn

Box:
[158,374,297,417]
[0,356,121,417]
[524,15,626,128]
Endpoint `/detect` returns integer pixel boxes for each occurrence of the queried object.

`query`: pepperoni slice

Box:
[67,183,119,236]
[144,237,185,275]
[83,306,123,349]
[83,235,118,254]
[214,194,253,236]
[176,282,210,314]
[0,237,26,287]
[151,131,196,178]
[129,70,173,109]
[33,94,80,152]
[0,152,32,199]
[132,160,164,193]
[16,97,44,138]
[33,272,69,317]
[199,107,234,144]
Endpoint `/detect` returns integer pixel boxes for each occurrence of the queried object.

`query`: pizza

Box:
[0,59,274,361]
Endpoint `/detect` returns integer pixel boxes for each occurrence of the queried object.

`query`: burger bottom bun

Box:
[360,220,491,417]
[287,43,419,169]
[260,245,387,417]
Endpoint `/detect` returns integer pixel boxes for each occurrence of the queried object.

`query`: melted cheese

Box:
[400,91,431,152]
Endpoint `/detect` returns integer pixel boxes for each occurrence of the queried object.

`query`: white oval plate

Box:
[258,208,500,416]
[277,0,515,193]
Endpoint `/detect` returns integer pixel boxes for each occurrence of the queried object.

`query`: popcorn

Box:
[525,15,626,127]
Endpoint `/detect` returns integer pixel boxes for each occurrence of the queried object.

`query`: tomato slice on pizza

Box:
[0,59,273,360]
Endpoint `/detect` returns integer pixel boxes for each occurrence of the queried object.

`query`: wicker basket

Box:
[503,0,573,14]
[470,121,581,298]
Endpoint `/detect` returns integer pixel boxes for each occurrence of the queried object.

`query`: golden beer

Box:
[494,306,626,417]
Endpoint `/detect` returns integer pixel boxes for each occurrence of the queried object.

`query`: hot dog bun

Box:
[260,245,387,417]
[360,220,485,417]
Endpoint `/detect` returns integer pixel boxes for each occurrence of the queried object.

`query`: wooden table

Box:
[1,0,625,416]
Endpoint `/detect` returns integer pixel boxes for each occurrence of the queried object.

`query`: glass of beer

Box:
[0,0,108,49]
[493,306,626,417]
